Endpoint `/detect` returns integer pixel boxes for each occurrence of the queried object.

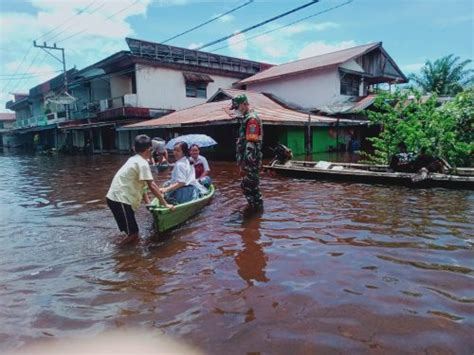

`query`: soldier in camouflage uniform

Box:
[230,94,263,208]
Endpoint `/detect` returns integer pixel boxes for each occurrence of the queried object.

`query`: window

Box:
[186,82,208,98]
[340,73,361,96]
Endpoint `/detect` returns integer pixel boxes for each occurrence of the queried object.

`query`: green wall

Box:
[278,127,306,155]
[312,127,337,153]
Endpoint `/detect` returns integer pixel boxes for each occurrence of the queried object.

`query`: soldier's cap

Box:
[230,94,248,109]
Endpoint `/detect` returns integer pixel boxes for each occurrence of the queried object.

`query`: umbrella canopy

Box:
[165,134,217,150]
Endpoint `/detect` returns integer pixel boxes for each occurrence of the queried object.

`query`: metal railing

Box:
[14,112,67,129]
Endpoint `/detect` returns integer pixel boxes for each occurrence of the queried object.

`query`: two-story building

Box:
[235,42,407,153]
[123,42,406,156]
[0,112,16,147]
[6,37,271,153]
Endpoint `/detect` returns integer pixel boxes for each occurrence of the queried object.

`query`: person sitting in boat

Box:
[151,137,169,172]
[269,143,293,165]
[412,147,451,173]
[160,141,208,204]
[390,143,416,172]
[189,144,212,188]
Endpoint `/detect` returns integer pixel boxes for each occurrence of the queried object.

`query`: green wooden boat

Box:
[148,185,215,233]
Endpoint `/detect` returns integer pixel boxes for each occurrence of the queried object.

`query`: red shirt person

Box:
[189,144,210,179]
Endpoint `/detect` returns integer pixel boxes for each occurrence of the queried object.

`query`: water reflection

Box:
[235,208,269,287]
[1,153,473,354]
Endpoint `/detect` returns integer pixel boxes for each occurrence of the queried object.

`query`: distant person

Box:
[151,137,168,164]
[347,134,360,153]
[390,142,416,172]
[160,142,208,204]
[412,147,451,173]
[106,134,173,245]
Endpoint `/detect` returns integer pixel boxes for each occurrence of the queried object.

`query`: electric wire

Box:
[209,0,354,53]
[161,0,254,44]
[195,0,320,50]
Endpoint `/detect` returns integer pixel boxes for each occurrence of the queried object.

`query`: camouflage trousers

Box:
[241,169,263,208]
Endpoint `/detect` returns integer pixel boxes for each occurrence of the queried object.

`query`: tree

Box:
[408,55,473,96]
[363,89,473,167]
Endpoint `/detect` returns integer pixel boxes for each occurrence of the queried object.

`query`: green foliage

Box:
[363,89,473,167]
[408,55,473,96]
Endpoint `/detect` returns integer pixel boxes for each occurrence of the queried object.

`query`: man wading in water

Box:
[106,135,173,245]
[228,94,263,209]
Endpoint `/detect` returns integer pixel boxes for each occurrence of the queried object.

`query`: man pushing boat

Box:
[106,134,173,245]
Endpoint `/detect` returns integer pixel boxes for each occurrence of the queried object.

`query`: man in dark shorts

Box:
[106,135,173,245]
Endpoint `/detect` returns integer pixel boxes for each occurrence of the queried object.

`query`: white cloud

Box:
[297,40,358,59]
[0,0,153,111]
[216,14,234,23]
[236,21,342,63]
[188,42,203,50]
[228,31,247,55]
[280,21,339,35]
[400,63,424,73]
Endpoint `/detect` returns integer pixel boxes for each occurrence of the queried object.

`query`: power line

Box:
[0,70,62,79]
[2,0,100,95]
[43,1,107,43]
[161,0,254,44]
[35,0,100,41]
[1,46,33,93]
[195,0,320,50]
[8,51,46,94]
[56,0,142,44]
[209,0,354,53]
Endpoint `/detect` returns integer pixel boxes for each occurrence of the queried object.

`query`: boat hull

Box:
[149,185,215,233]
[264,162,474,190]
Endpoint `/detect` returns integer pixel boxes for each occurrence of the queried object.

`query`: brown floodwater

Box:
[0,152,473,354]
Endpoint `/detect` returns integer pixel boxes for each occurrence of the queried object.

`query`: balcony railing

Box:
[13,112,67,129]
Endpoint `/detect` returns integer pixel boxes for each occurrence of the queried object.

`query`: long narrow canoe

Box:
[148,185,215,233]
[264,160,474,190]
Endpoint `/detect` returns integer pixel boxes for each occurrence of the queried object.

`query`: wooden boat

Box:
[148,185,215,233]
[264,160,474,190]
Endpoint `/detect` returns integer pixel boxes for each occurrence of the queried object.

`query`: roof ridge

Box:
[268,41,380,68]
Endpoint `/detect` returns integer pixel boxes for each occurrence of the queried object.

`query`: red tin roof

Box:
[239,42,381,85]
[124,88,363,129]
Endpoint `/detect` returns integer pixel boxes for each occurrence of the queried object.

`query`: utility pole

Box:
[33,41,69,119]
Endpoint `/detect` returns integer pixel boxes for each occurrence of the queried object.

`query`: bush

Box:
[363,89,473,167]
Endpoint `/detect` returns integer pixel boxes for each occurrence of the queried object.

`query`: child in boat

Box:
[160,142,208,204]
[106,134,173,245]
[189,144,212,188]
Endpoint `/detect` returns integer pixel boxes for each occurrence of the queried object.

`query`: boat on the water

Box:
[264,160,474,190]
[148,185,215,233]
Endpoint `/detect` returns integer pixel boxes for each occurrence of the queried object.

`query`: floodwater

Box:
[0,152,473,354]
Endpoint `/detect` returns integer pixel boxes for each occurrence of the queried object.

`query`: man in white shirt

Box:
[106,135,173,245]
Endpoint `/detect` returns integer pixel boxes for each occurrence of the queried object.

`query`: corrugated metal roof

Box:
[239,42,380,85]
[315,94,377,114]
[183,72,214,83]
[0,113,15,121]
[123,88,364,129]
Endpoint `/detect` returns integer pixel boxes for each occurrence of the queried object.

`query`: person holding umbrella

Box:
[229,94,263,209]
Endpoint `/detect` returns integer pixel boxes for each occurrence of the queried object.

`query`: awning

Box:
[59,119,142,130]
[183,72,214,83]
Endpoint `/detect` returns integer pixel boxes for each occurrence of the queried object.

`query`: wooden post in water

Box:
[306,112,312,155]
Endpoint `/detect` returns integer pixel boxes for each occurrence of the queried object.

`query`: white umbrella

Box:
[165,134,217,150]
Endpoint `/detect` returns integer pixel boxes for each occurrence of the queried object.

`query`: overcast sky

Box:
[0,0,473,112]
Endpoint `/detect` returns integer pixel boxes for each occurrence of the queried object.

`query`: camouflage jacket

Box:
[236,110,263,171]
